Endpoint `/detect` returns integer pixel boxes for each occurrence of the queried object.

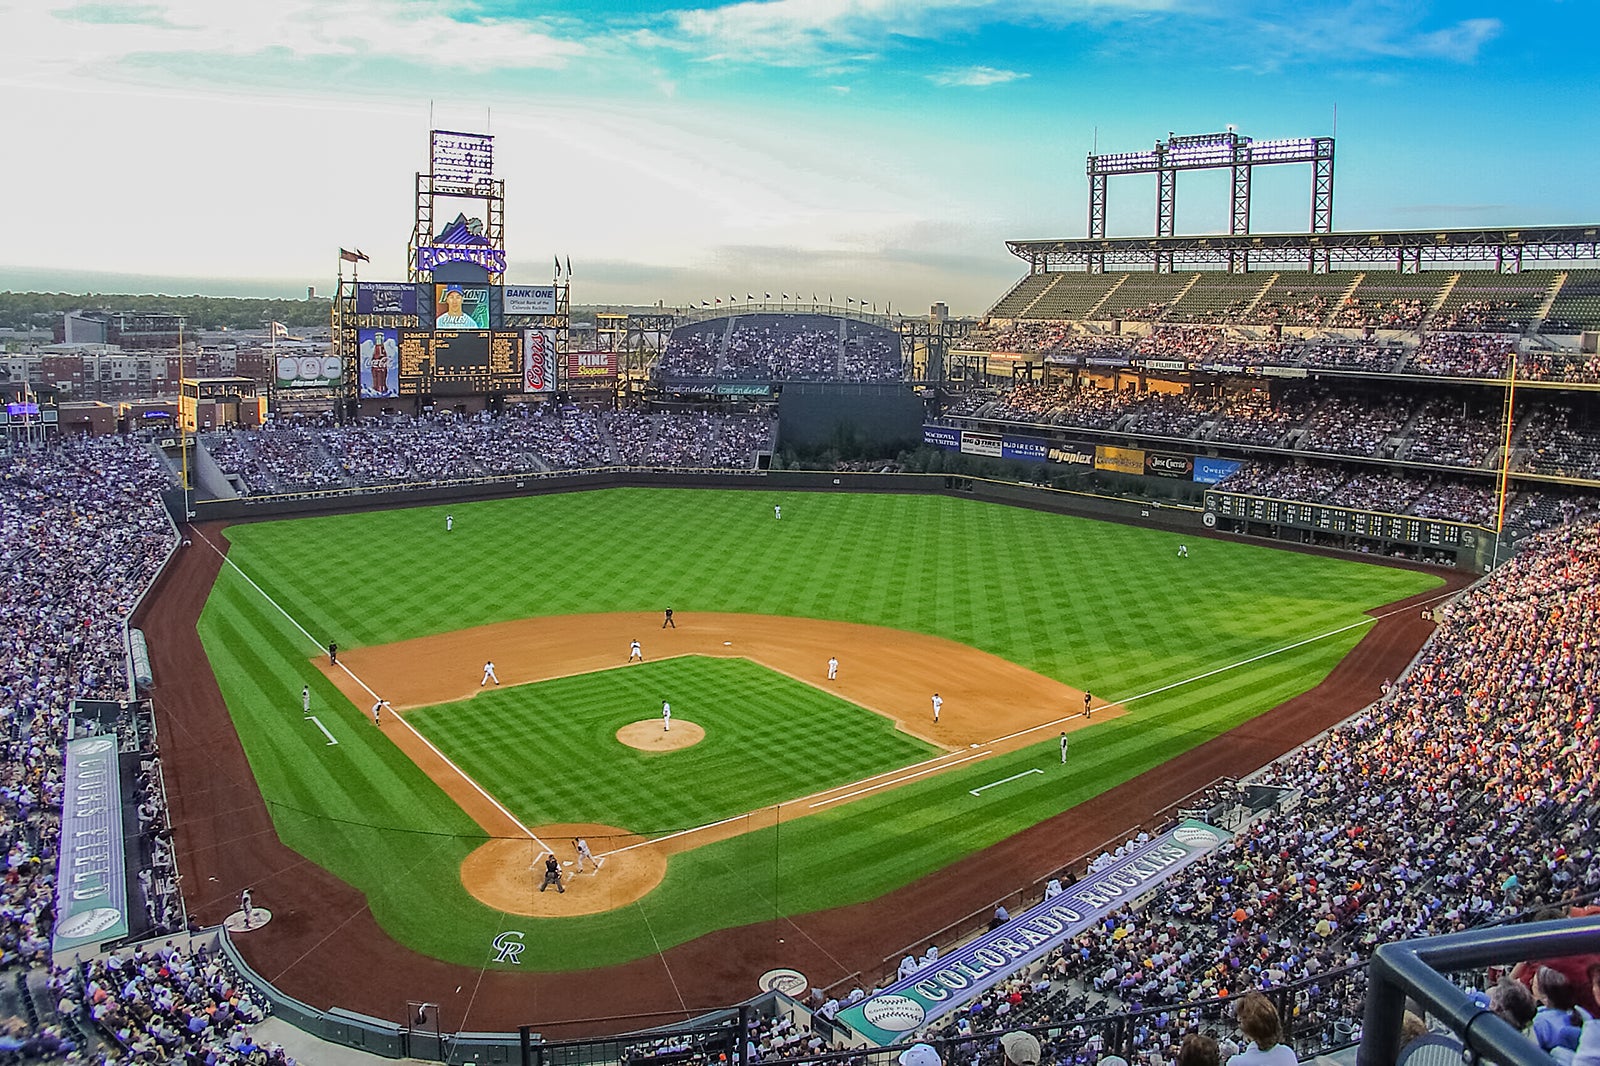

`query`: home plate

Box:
[563,861,574,867]
[723,641,732,646]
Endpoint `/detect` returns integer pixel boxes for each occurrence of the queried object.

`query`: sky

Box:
[0,0,1595,315]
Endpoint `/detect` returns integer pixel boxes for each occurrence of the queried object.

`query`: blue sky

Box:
[0,1,1593,313]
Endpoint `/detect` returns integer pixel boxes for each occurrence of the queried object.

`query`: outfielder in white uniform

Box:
[481,660,500,686]
[827,656,838,681]
[447,514,454,532]
[662,700,671,732]
[629,640,642,662]
[575,837,603,872]
[931,692,943,722]
[302,685,311,715]
[774,504,782,520]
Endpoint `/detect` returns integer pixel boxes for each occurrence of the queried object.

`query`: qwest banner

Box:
[53,736,129,955]
[837,820,1229,1045]
[1193,457,1243,485]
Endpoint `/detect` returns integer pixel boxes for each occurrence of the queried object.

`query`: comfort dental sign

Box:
[53,736,129,955]
[838,820,1229,1045]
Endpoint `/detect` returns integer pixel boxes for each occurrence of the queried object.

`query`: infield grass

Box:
[198,487,1442,968]
[408,657,938,832]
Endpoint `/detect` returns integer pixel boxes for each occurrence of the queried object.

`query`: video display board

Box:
[433,284,490,330]
[355,282,421,317]
[387,329,522,395]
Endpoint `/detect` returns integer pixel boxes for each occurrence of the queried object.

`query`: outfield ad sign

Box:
[960,432,1002,458]
[52,735,129,956]
[923,425,960,450]
[1001,436,1048,462]
[1095,445,1146,476]
[355,282,420,317]
[1193,457,1243,485]
[838,820,1229,1045]
[1145,451,1194,479]
[504,285,557,314]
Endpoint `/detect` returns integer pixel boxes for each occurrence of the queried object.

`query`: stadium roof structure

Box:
[1007,224,1600,275]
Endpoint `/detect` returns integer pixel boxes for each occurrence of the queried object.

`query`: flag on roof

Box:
[339,248,369,263]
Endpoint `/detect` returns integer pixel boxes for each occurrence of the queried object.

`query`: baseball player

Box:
[239,888,254,926]
[931,692,943,722]
[302,684,310,715]
[629,639,642,662]
[662,607,675,629]
[827,655,838,681]
[1177,543,1188,557]
[328,641,338,665]
[575,837,603,872]
[774,504,782,520]
[446,514,454,532]
[1060,731,1069,764]
[1084,691,1093,719]
[536,853,565,893]
[372,699,389,725]
[662,700,672,732]
[481,660,500,686]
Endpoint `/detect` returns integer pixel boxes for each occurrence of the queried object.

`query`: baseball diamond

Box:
[144,486,1458,1032]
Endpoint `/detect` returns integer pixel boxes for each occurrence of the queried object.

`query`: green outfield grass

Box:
[198,488,1442,969]
[407,657,938,832]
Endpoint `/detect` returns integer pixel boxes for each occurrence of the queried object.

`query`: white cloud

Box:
[929,65,1029,87]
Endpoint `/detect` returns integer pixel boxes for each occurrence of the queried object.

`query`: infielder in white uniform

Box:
[481,660,500,686]
[629,639,642,662]
[931,692,943,722]
[662,700,672,732]
[827,656,838,680]
[1060,731,1069,764]
[302,685,311,715]
[372,699,389,725]
[575,837,603,872]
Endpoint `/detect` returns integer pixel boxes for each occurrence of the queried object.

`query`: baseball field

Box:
[186,487,1443,979]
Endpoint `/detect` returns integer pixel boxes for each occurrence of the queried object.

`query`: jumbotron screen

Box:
[394,329,522,395]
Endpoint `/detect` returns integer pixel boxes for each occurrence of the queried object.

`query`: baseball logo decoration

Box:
[491,930,527,964]
[861,994,926,1032]
[757,968,809,996]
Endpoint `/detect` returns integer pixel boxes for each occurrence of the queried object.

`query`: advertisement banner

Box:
[837,821,1230,1045]
[567,350,619,380]
[1095,445,1145,475]
[1193,457,1243,485]
[1143,358,1187,372]
[1145,451,1194,479]
[1047,442,1094,467]
[433,284,490,330]
[960,432,1002,458]
[923,424,960,451]
[275,353,343,389]
[52,735,129,955]
[355,282,420,317]
[1001,436,1048,462]
[523,329,557,393]
[716,384,772,397]
[504,285,558,315]
[357,327,400,398]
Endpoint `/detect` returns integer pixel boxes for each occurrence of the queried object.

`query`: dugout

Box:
[777,382,924,455]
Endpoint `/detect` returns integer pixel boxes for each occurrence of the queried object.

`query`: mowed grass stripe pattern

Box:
[224,490,1435,703]
[408,657,937,832]
[197,488,1442,969]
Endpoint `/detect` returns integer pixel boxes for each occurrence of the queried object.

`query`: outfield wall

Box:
[183,469,1486,570]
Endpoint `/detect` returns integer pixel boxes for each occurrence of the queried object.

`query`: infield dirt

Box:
[319,612,1118,913]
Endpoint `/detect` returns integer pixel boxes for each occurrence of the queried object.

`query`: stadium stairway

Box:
[1241,273,1280,321]
[1531,271,1569,334]
[1418,273,1461,331]
[1083,275,1129,320]
[1334,273,1366,325]
[715,315,739,375]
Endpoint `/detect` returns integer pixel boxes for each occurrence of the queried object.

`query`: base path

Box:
[140,522,1470,1037]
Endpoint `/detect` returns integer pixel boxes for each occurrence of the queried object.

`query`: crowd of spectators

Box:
[896,516,1600,1066]
[1327,297,1428,331]
[1296,394,1410,457]
[1408,335,1514,379]
[1405,399,1502,468]
[659,316,901,382]
[203,406,776,493]
[1519,408,1600,481]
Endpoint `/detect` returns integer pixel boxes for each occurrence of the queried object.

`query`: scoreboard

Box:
[1205,492,1480,547]
[395,330,522,395]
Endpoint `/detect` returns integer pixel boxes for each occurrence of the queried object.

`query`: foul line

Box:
[193,529,548,853]
[969,767,1043,796]
[808,749,993,809]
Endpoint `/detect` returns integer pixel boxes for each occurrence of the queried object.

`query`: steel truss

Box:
[1086,131,1334,273]
[1007,224,1600,275]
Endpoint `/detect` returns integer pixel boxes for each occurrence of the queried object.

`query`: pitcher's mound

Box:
[617,720,704,750]
[461,824,666,916]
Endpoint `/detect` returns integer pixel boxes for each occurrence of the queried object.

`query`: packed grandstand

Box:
[5,256,1600,1064]
[4,427,1600,1064]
